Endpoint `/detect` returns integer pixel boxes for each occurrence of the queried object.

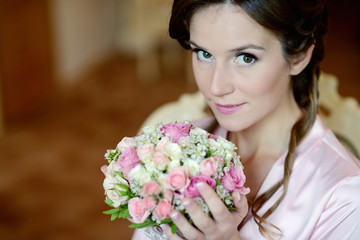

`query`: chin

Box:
[214,114,250,133]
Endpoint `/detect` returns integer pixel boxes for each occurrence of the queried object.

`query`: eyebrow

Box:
[189,40,265,53]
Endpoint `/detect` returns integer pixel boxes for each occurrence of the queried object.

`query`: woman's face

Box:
[189,4,298,132]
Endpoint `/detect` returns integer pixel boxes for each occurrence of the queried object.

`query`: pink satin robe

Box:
[132,116,360,239]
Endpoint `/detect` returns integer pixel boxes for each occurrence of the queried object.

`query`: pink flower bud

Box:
[140,181,161,197]
[164,167,190,192]
[184,175,216,198]
[161,123,191,143]
[200,157,218,177]
[152,199,173,220]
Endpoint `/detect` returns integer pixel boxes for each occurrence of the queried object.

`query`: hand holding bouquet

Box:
[101,121,249,235]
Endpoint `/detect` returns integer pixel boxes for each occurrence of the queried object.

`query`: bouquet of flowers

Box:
[101,121,249,235]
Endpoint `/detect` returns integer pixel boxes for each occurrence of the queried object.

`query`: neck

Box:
[230,97,302,163]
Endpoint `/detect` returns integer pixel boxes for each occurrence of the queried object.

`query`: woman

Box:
[132,0,360,239]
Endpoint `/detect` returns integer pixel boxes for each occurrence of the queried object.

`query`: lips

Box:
[215,103,245,115]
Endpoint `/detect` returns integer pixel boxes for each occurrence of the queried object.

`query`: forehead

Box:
[189,4,277,50]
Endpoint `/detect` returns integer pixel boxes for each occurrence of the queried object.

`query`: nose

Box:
[210,63,234,97]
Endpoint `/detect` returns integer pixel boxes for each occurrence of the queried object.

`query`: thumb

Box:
[231,191,249,222]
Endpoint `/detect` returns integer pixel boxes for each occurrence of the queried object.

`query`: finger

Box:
[161,224,183,240]
[196,182,231,223]
[169,210,204,240]
[182,197,217,235]
[231,191,249,222]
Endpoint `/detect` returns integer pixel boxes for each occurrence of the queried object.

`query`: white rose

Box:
[156,137,170,151]
[106,189,129,207]
[128,165,152,185]
[116,137,136,152]
[144,161,160,175]
[168,158,181,171]
[166,143,183,162]
[137,143,154,163]
[103,173,129,207]
[103,174,128,190]
[107,160,121,174]
[142,125,157,135]
[183,159,200,177]
[156,173,167,189]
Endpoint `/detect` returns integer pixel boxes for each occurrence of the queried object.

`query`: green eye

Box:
[202,51,212,59]
[243,55,253,63]
[198,50,214,61]
[235,54,256,65]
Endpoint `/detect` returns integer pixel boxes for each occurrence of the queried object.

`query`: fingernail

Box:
[234,191,241,201]
[154,226,163,233]
[170,211,180,220]
[196,182,205,191]
[160,224,169,231]
[182,199,192,207]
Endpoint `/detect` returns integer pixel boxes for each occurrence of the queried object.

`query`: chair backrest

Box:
[318,73,360,158]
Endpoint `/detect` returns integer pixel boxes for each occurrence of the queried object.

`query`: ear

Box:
[289,44,315,76]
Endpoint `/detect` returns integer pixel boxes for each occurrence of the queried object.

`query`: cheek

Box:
[240,63,290,99]
[192,56,211,93]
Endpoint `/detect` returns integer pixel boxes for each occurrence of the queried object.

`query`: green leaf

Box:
[227,206,237,211]
[128,219,158,229]
[160,218,172,225]
[111,212,118,221]
[103,208,120,215]
[114,184,130,195]
[215,179,221,186]
[104,199,114,207]
[112,188,128,197]
[171,223,177,234]
[114,171,125,179]
[118,208,130,219]
[205,149,211,158]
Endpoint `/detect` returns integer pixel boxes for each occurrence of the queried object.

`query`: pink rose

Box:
[140,181,161,197]
[128,197,151,223]
[200,157,218,177]
[220,164,250,195]
[136,144,154,161]
[164,167,190,192]
[184,175,216,198]
[142,197,157,211]
[152,199,173,220]
[161,123,191,143]
[164,189,174,202]
[153,152,170,170]
[118,147,140,177]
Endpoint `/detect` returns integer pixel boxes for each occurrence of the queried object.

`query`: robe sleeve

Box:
[131,229,149,240]
[309,176,360,240]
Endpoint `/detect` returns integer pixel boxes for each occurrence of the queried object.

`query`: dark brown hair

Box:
[169,0,328,238]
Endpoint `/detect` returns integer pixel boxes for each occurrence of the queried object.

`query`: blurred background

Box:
[0,0,359,239]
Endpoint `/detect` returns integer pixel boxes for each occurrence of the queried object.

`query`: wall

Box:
[0,72,3,136]
[50,0,119,85]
